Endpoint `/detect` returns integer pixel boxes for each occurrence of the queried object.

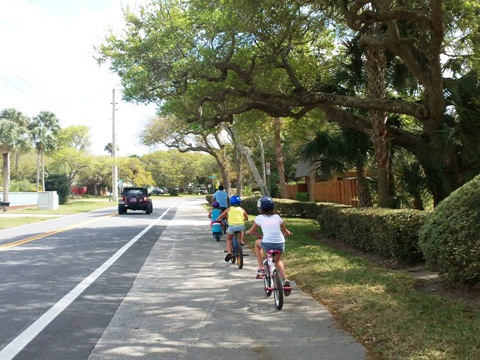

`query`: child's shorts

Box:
[227,225,245,235]
[261,242,285,253]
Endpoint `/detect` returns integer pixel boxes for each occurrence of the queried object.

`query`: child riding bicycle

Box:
[208,201,224,238]
[245,196,292,295]
[217,195,248,262]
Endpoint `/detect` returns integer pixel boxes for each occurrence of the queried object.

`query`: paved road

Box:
[88,199,366,360]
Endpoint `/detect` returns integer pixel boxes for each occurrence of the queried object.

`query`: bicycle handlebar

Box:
[248,232,262,239]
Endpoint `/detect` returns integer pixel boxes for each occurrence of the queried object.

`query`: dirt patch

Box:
[312,231,480,309]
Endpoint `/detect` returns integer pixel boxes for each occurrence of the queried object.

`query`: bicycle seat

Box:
[267,249,282,256]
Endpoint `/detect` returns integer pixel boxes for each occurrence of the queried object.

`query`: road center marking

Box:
[0,213,118,251]
[0,206,173,360]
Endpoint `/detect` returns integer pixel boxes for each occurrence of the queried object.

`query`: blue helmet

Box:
[257,196,274,211]
[230,195,241,206]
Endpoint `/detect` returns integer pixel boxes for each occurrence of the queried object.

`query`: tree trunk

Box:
[258,134,266,186]
[274,117,287,198]
[365,41,394,205]
[36,149,41,192]
[41,150,45,192]
[227,126,268,195]
[356,163,372,207]
[308,170,316,202]
[217,155,231,196]
[235,145,243,196]
[2,152,10,202]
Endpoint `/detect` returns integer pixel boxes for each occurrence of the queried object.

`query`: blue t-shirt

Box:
[213,190,228,208]
[211,208,222,221]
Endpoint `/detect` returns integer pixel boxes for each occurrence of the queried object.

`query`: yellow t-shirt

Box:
[228,206,245,226]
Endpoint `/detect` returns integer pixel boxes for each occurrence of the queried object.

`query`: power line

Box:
[19,66,69,106]
[0,63,60,107]
[0,73,43,106]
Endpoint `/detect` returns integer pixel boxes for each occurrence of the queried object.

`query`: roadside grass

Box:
[0,217,49,229]
[0,198,115,230]
[245,218,480,360]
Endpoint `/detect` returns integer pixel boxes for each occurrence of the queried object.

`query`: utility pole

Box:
[112,89,118,201]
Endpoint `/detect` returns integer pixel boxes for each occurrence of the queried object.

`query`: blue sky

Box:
[0,0,156,156]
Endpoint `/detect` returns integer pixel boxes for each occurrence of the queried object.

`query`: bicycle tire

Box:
[236,242,243,269]
[263,264,272,297]
[273,269,284,310]
[231,235,237,264]
[214,232,221,242]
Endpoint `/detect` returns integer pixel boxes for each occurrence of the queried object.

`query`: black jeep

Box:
[118,187,153,214]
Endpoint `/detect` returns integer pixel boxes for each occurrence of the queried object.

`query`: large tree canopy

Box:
[98,0,480,204]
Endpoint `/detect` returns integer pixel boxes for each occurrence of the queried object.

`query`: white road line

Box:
[0,206,174,360]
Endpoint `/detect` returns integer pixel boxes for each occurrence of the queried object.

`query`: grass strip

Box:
[0,198,116,230]
[245,218,480,360]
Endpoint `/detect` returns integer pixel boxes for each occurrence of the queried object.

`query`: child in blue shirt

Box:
[208,201,224,237]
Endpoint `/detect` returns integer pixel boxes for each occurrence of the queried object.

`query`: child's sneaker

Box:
[283,279,292,296]
[256,268,265,279]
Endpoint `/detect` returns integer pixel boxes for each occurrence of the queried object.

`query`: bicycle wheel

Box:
[273,269,284,310]
[263,265,272,297]
[214,232,221,242]
[236,241,243,269]
[231,238,237,264]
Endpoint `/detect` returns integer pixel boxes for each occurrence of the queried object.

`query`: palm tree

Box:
[0,119,30,202]
[298,127,374,207]
[29,111,60,191]
[395,154,428,210]
[0,108,31,173]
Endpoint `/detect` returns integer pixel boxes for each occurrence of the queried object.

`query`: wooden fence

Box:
[285,179,359,207]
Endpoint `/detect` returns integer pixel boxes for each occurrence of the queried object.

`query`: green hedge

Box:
[241,197,332,219]
[318,207,426,263]
[207,195,426,264]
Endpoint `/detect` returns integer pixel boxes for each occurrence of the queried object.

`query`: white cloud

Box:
[0,0,156,156]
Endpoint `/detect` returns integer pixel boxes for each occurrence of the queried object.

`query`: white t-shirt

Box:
[254,214,285,244]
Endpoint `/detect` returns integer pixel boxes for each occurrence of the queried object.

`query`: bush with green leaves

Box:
[419,175,480,285]
[318,206,426,263]
[295,192,309,202]
[45,173,70,205]
[9,179,36,192]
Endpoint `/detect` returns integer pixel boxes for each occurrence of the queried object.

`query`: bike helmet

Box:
[230,195,241,206]
[257,196,274,211]
[212,201,220,208]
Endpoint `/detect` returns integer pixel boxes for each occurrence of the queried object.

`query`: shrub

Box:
[318,207,426,263]
[240,196,259,215]
[295,192,309,202]
[419,175,480,285]
[45,173,70,204]
[10,179,36,192]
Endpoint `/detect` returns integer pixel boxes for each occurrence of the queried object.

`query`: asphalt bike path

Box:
[88,199,367,360]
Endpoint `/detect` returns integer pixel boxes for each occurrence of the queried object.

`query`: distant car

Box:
[118,187,153,214]
[193,186,208,195]
[151,188,165,195]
